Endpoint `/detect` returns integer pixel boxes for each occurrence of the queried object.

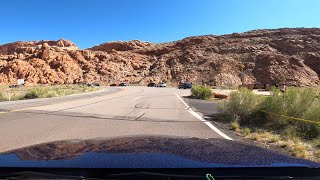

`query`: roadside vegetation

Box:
[0,85,101,101]
[218,87,320,162]
[191,85,212,100]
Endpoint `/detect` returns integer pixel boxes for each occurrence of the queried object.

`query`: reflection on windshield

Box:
[1,136,318,168]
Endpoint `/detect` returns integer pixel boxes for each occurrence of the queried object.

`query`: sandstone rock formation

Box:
[0,28,320,87]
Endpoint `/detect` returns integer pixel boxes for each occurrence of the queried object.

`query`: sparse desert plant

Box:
[291,144,307,158]
[251,133,260,141]
[231,120,240,131]
[243,127,251,136]
[268,135,280,143]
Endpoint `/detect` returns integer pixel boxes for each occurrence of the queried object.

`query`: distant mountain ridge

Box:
[0,28,320,87]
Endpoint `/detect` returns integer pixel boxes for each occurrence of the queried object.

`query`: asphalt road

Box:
[0,86,319,167]
[0,86,229,153]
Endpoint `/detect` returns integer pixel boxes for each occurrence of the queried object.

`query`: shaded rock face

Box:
[0,28,320,86]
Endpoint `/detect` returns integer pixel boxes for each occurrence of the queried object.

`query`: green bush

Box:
[260,88,320,139]
[191,85,212,100]
[218,88,263,123]
[218,88,320,140]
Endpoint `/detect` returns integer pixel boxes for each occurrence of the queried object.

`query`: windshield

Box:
[0,0,319,177]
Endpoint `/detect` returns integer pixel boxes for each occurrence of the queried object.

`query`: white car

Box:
[157,82,167,87]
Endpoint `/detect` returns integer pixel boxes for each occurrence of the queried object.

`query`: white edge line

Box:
[173,92,233,141]
[130,96,142,102]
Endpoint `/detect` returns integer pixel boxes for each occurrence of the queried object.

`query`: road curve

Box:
[0,86,225,152]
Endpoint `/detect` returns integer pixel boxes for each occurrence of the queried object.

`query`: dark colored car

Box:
[119,83,127,86]
[0,136,318,179]
[178,82,192,89]
[9,84,20,88]
[110,83,117,86]
[147,82,156,87]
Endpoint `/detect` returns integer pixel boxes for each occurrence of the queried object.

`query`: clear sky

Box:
[0,0,319,49]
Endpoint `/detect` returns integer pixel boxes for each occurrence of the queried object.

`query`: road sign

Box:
[17,79,25,85]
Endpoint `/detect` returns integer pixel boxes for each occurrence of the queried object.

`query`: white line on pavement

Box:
[173,92,233,141]
[130,96,143,102]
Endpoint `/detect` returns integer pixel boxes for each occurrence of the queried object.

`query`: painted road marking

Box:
[130,96,142,102]
[173,92,233,141]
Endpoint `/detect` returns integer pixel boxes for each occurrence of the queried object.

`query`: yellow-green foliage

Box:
[191,85,212,100]
[231,120,240,131]
[219,88,320,140]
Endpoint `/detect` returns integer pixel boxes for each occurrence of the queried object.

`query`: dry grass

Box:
[313,151,320,162]
[251,133,260,141]
[268,135,280,143]
[248,131,280,143]
[231,120,240,131]
[0,85,101,101]
[243,127,251,136]
[291,144,307,158]
[238,126,319,162]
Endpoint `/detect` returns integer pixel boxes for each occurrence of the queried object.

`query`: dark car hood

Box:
[0,136,319,168]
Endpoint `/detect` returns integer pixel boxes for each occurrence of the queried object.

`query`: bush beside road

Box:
[0,85,101,101]
[217,87,320,162]
[191,85,212,100]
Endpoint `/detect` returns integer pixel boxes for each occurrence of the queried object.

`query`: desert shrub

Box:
[219,87,320,140]
[231,120,240,131]
[23,87,49,99]
[191,85,212,100]
[260,88,320,139]
[218,88,262,123]
[243,127,251,136]
[291,144,307,158]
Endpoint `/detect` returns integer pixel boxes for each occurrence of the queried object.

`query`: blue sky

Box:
[0,0,319,49]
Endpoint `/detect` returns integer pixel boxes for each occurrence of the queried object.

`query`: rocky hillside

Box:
[1,28,320,87]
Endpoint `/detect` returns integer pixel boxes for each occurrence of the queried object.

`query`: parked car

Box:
[178,82,192,89]
[157,82,166,87]
[110,83,117,86]
[119,83,128,86]
[147,82,156,87]
[87,83,95,87]
[9,84,20,88]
